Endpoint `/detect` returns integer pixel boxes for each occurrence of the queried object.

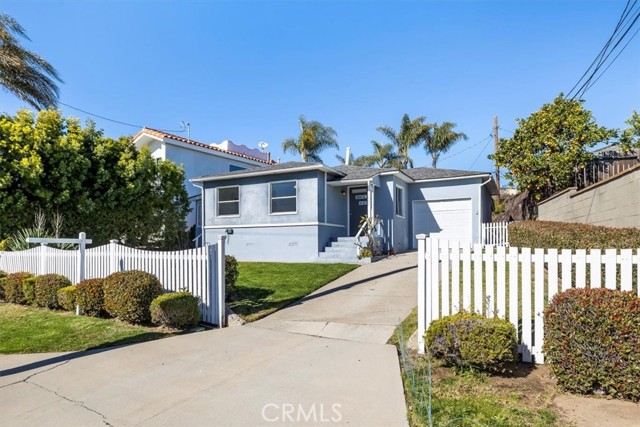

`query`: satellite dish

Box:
[258,141,269,152]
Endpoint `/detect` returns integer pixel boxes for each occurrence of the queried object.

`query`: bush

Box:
[0,270,7,278]
[76,278,106,317]
[150,291,200,328]
[34,274,72,308]
[104,270,163,323]
[509,220,640,250]
[57,286,77,311]
[544,288,640,401]
[225,255,239,288]
[0,271,6,300]
[2,272,33,304]
[22,277,36,305]
[425,312,518,373]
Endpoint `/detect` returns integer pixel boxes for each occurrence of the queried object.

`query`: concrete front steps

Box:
[318,236,369,264]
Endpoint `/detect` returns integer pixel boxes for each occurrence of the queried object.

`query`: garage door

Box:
[412,199,472,248]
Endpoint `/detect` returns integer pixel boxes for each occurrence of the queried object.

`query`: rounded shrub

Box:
[544,288,640,401]
[57,286,77,311]
[104,270,163,323]
[150,291,200,328]
[76,278,106,317]
[22,277,37,305]
[2,272,33,304]
[425,312,518,373]
[34,274,72,308]
[225,255,239,288]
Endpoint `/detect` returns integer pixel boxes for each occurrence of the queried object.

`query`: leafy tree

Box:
[376,114,430,168]
[619,110,640,153]
[0,13,62,109]
[0,109,189,248]
[282,115,338,162]
[423,122,468,168]
[489,95,615,200]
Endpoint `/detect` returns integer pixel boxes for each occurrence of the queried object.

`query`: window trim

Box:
[216,185,240,217]
[395,185,405,218]
[269,179,298,215]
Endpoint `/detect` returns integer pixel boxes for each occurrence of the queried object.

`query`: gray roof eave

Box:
[191,163,340,182]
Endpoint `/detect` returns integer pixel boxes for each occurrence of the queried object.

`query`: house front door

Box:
[349,187,368,236]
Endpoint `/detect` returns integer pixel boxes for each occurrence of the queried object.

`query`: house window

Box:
[395,186,404,217]
[270,181,297,214]
[229,165,246,172]
[217,186,239,216]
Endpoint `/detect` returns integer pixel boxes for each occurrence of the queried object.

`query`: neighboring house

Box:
[132,128,273,245]
[538,162,640,228]
[191,162,498,262]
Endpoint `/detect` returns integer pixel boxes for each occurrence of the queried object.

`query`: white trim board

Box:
[203,222,345,229]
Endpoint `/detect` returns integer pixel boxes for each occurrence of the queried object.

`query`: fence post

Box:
[76,232,87,284]
[109,240,119,274]
[416,234,427,354]
[39,243,48,275]
[217,235,227,328]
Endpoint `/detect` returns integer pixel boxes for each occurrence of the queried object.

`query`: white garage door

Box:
[413,199,472,248]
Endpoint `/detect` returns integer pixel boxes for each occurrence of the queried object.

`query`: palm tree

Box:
[282,115,339,162]
[0,13,62,109]
[376,114,430,168]
[424,122,468,168]
[355,141,403,168]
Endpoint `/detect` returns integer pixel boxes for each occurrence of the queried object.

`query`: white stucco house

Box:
[132,128,273,245]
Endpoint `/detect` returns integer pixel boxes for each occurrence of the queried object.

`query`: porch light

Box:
[341,189,346,196]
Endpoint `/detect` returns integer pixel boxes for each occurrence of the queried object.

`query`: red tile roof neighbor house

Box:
[132,127,273,164]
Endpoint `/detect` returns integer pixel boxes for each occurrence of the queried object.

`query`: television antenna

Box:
[180,121,191,142]
[258,141,269,152]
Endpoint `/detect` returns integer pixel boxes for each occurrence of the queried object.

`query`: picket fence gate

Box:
[481,221,509,246]
[0,237,227,326]
[416,235,640,363]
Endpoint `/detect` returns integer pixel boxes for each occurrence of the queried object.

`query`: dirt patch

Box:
[553,394,640,427]
[490,363,640,427]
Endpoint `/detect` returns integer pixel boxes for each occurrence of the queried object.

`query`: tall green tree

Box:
[376,114,430,168]
[489,94,615,200]
[619,110,640,153]
[356,141,403,168]
[0,13,62,109]
[0,109,189,248]
[424,122,468,168]
[282,115,339,162]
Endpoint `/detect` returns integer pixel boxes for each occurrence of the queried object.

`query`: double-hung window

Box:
[270,181,297,214]
[395,186,404,217]
[217,186,239,216]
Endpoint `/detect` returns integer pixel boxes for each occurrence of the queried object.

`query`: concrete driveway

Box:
[0,253,417,427]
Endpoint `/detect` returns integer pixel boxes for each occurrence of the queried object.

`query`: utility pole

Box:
[493,116,501,201]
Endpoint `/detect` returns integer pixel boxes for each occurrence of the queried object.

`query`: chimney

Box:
[345,147,351,165]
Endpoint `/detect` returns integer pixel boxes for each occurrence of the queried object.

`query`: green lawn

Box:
[228,262,359,321]
[0,303,170,354]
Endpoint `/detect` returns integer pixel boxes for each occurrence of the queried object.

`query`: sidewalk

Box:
[0,254,417,427]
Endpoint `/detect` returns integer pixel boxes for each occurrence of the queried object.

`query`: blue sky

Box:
[1,0,639,174]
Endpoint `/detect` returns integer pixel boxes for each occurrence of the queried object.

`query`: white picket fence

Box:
[481,221,509,246]
[416,235,640,363]
[0,238,227,326]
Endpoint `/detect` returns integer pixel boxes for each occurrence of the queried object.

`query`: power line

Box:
[469,137,493,170]
[583,25,640,95]
[575,7,640,98]
[568,2,640,99]
[566,0,635,98]
[440,135,493,162]
[499,127,514,135]
[58,101,185,133]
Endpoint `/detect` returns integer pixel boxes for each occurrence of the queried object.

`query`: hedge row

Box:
[509,221,640,250]
[544,288,640,401]
[0,270,201,329]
